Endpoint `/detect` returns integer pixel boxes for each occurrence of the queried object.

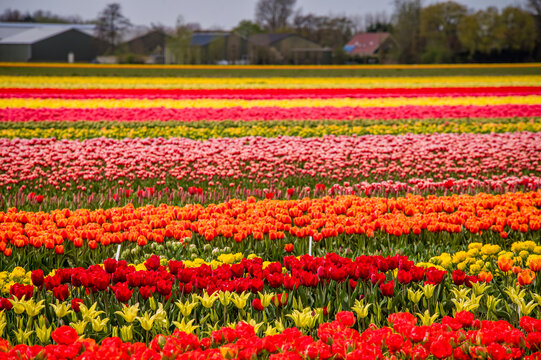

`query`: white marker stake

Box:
[308,236,313,256]
[115,244,121,261]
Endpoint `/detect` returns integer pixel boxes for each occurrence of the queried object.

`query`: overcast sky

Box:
[1,0,526,30]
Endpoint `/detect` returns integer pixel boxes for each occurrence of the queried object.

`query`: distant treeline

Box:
[390,0,541,63]
[2,0,541,63]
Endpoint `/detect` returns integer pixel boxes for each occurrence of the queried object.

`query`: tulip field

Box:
[0,63,541,360]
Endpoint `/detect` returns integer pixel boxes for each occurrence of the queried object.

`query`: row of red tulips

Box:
[2,105,540,122]
[2,312,541,360]
[5,254,446,302]
[2,86,539,99]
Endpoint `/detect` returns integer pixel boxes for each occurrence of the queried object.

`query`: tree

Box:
[391,0,422,63]
[500,6,536,52]
[292,13,354,48]
[232,20,263,38]
[420,1,467,63]
[0,8,83,23]
[364,12,392,33]
[527,0,541,59]
[255,0,296,32]
[0,9,24,22]
[95,3,131,53]
[457,7,505,58]
[166,16,200,64]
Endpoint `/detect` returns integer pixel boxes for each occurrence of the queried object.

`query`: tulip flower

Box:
[175,298,199,318]
[51,301,71,318]
[172,318,199,334]
[35,317,52,345]
[284,243,294,253]
[68,321,88,336]
[518,269,536,286]
[91,317,109,332]
[231,292,250,310]
[498,257,514,273]
[120,324,133,342]
[137,312,155,332]
[417,310,439,326]
[115,303,140,323]
[197,291,219,309]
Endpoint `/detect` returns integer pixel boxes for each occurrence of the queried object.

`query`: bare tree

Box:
[95,3,131,53]
[293,12,354,48]
[255,0,296,32]
[0,8,83,23]
[0,9,26,22]
[528,0,541,15]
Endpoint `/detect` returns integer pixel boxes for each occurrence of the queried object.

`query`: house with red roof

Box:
[344,32,397,63]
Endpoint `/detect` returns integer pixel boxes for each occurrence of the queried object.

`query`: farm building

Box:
[165,31,246,65]
[123,29,169,64]
[248,33,331,65]
[0,22,100,62]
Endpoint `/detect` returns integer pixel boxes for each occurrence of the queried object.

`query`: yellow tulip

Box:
[137,312,155,332]
[24,299,45,318]
[51,301,71,318]
[172,318,199,334]
[420,283,436,300]
[115,303,140,323]
[352,299,372,319]
[417,310,439,326]
[91,317,109,332]
[218,291,232,307]
[231,292,250,310]
[175,298,199,318]
[9,296,26,315]
[120,325,133,342]
[35,317,52,345]
[258,291,275,308]
[0,311,6,337]
[69,320,88,335]
[407,289,423,304]
[79,303,104,322]
[196,291,219,309]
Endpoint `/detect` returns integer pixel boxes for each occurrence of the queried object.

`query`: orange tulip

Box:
[528,258,541,272]
[497,257,513,273]
[284,243,294,253]
[517,269,536,286]
[55,245,64,254]
[478,271,493,283]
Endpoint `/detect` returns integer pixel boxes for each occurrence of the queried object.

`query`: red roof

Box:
[345,32,390,56]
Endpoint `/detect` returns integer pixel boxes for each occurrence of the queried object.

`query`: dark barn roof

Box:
[190,32,228,47]
[248,33,291,46]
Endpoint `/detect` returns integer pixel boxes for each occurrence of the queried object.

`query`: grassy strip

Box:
[1,118,539,139]
[2,66,541,77]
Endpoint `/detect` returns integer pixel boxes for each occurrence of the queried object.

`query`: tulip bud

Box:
[120,325,133,342]
[149,297,157,311]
